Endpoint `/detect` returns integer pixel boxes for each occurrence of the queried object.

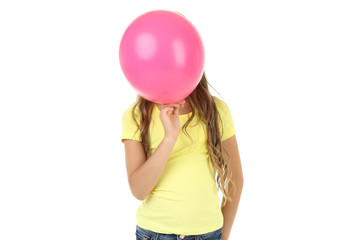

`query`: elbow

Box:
[133,193,146,201]
[130,187,145,201]
[129,183,148,201]
[128,173,150,201]
[134,192,147,201]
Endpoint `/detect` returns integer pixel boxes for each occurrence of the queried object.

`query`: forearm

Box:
[221,179,244,240]
[130,136,176,200]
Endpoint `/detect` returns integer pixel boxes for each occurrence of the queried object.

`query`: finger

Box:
[163,103,181,108]
[173,105,179,115]
[158,104,164,110]
[162,107,174,115]
[168,107,175,115]
[178,100,185,105]
[175,102,184,107]
[161,106,172,112]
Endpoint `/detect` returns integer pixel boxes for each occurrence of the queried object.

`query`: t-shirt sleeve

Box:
[215,97,236,141]
[121,103,142,143]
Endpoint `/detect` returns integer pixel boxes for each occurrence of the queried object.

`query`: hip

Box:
[135,224,222,240]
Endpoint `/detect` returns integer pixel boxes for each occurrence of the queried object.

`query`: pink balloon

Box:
[119,10,205,104]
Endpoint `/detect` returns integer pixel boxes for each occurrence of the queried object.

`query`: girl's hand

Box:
[158,100,185,141]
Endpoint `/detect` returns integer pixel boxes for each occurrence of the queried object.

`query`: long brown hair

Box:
[129,71,236,207]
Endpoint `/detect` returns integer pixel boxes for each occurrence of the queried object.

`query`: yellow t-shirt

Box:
[121,96,236,235]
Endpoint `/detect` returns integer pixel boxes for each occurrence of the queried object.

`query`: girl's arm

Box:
[221,135,244,240]
[124,136,177,201]
[124,101,183,201]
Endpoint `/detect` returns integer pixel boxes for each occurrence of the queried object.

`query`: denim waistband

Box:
[135,224,222,240]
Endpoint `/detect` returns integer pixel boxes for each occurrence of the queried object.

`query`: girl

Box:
[121,72,244,240]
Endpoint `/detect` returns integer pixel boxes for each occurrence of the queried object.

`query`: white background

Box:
[1,0,359,239]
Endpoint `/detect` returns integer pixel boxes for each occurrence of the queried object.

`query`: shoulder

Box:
[122,101,141,120]
[212,96,231,114]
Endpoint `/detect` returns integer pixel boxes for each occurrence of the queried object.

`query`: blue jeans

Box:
[135,225,222,240]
